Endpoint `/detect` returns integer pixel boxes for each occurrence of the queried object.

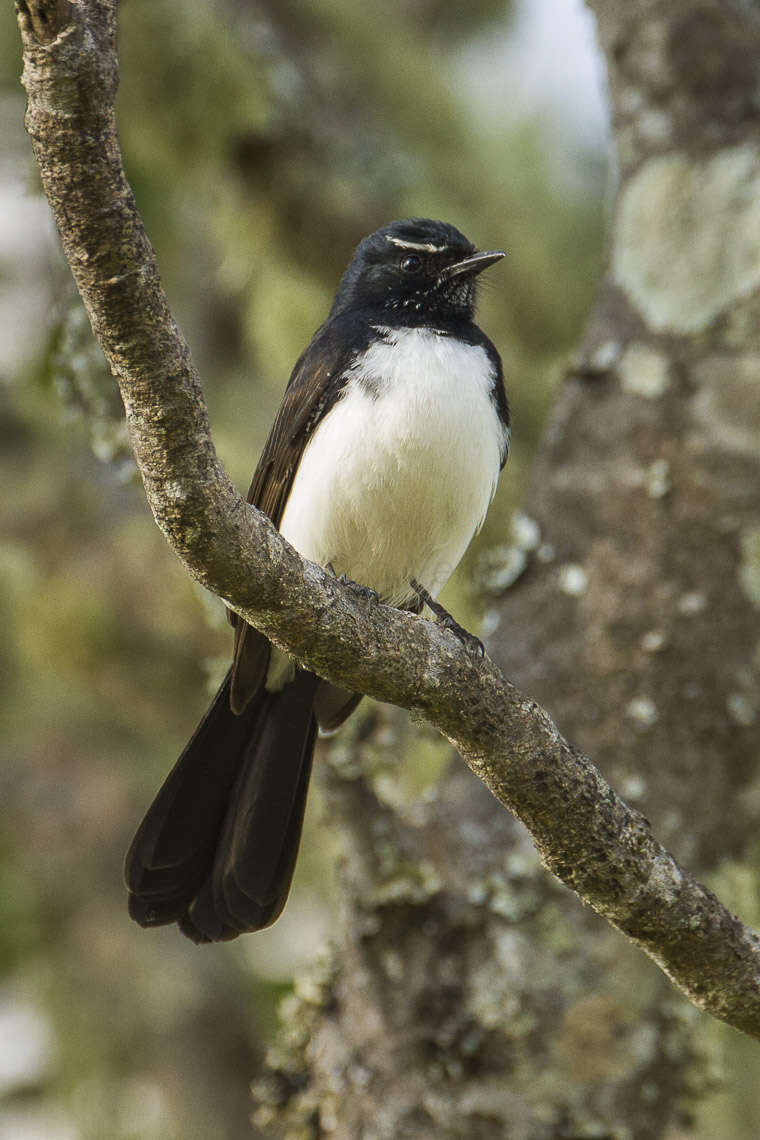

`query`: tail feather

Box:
[181,672,319,942]
[124,669,318,941]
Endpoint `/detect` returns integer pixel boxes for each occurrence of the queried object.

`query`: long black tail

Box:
[124,669,318,942]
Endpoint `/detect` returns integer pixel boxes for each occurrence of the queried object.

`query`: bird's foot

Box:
[326,563,379,604]
[409,578,485,658]
[340,574,379,604]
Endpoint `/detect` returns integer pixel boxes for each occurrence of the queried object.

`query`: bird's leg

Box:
[409,578,485,658]
[326,562,379,604]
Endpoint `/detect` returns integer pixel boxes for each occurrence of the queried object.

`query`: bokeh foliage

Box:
[0,1,607,1136]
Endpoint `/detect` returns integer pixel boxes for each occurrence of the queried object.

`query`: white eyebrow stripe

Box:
[386,236,447,253]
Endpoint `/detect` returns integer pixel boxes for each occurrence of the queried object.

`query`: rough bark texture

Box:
[516,0,760,872]
[14,0,760,1135]
[256,718,710,1140]
[256,1,760,1137]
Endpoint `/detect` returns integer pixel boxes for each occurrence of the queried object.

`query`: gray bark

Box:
[14,0,760,1135]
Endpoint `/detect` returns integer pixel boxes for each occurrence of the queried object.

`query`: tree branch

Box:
[16,0,760,1038]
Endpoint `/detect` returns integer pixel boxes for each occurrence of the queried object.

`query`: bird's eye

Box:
[400,254,423,274]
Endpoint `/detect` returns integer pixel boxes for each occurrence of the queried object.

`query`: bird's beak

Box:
[439,250,506,281]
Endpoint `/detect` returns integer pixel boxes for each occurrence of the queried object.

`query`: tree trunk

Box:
[256,1,760,1135]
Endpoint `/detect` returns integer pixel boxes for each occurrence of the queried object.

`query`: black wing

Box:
[229,312,372,713]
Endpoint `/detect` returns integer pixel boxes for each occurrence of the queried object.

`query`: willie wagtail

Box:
[124,218,509,942]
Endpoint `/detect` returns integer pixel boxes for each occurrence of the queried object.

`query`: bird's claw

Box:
[436,614,485,658]
[408,577,485,659]
[326,563,379,603]
[339,573,379,604]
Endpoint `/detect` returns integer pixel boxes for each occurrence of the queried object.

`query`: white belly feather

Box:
[278,326,506,606]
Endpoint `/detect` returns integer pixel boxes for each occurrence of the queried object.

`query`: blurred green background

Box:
[0,1,612,1136]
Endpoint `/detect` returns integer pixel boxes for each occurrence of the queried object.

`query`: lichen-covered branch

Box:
[15,0,760,1039]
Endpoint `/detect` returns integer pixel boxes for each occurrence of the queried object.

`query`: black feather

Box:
[125,670,318,940]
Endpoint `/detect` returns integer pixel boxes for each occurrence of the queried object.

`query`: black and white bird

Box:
[125,218,510,942]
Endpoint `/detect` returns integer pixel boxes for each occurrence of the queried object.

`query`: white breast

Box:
[278,326,507,607]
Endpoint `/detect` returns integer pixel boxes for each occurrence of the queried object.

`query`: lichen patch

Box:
[614,145,760,333]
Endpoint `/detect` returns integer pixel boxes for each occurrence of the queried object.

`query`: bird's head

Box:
[330,218,505,324]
